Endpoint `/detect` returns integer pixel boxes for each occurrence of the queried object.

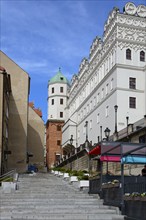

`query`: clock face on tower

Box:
[125,2,137,15]
[137,5,146,18]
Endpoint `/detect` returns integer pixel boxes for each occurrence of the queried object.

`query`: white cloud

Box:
[18,60,48,71]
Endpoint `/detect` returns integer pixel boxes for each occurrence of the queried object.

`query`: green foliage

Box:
[69,170,78,176]
[77,175,89,181]
[51,167,71,173]
[51,168,89,180]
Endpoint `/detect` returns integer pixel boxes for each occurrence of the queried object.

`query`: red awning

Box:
[100,155,121,162]
[88,146,101,155]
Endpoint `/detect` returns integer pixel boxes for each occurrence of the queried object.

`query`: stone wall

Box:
[46,120,64,169]
[0,51,29,173]
[27,106,45,170]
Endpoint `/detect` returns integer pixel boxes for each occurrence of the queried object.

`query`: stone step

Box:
[1,173,124,220]
[1,209,117,214]
[1,200,103,205]
[1,194,96,198]
[0,213,124,220]
[0,204,113,210]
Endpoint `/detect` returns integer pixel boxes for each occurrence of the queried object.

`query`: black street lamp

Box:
[70,135,73,145]
[84,121,91,174]
[84,121,89,149]
[126,116,129,140]
[104,127,111,141]
[114,105,118,134]
[104,127,110,174]
[70,134,74,155]
[100,126,102,142]
[85,121,88,142]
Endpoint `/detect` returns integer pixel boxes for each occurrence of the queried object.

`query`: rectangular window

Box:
[60,98,63,104]
[97,113,100,123]
[129,97,136,108]
[84,108,86,116]
[101,88,104,99]
[90,101,92,111]
[78,114,80,121]
[106,83,109,95]
[97,93,100,103]
[106,106,109,117]
[90,120,92,130]
[129,77,136,89]
[110,78,113,90]
[60,112,63,118]
[52,87,54,93]
[55,154,60,161]
[60,87,63,93]
[140,51,145,62]
[57,140,61,145]
[126,49,131,60]
[57,125,61,131]
[87,104,89,113]
[94,97,96,106]
[52,99,54,105]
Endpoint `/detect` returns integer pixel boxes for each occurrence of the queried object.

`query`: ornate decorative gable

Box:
[89,36,102,61]
[79,57,88,72]
[71,74,78,85]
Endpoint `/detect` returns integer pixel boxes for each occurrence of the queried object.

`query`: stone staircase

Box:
[0,173,125,220]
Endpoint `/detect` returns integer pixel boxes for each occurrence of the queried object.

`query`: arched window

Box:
[126,49,131,60]
[140,51,145,62]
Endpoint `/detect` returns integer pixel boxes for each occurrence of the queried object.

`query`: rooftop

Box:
[49,68,70,85]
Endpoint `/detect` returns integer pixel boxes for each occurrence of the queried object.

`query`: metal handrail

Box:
[0,169,18,183]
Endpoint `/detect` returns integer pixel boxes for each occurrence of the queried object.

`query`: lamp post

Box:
[100,126,102,142]
[85,121,89,149]
[114,105,118,134]
[84,121,90,173]
[85,121,88,142]
[69,135,73,170]
[70,135,73,145]
[104,127,111,141]
[126,116,129,140]
[104,127,110,174]
[70,134,74,155]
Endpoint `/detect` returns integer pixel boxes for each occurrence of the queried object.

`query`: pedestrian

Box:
[141,164,146,176]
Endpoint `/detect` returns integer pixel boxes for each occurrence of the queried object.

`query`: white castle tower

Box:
[46,68,70,169]
[47,68,69,120]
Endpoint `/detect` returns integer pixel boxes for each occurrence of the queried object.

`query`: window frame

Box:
[140,51,145,62]
[126,49,131,60]
[60,87,63,93]
[60,112,63,118]
[97,113,100,124]
[57,125,61,131]
[51,99,54,105]
[129,97,136,109]
[106,106,109,117]
[52,87,54,93]
[129,77,136,90]
[60,98,63,105]
[57,140,61,146]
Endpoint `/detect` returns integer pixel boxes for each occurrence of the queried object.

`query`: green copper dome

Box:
[49,68,70,85]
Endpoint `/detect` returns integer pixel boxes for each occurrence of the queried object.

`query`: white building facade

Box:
[62,3,146,150]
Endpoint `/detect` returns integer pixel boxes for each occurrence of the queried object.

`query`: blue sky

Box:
[1,0,145,122]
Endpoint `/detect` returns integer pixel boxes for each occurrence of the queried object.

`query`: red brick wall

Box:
[46,120,64,169]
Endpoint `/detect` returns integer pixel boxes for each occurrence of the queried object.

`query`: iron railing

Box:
[0,169,18,184]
